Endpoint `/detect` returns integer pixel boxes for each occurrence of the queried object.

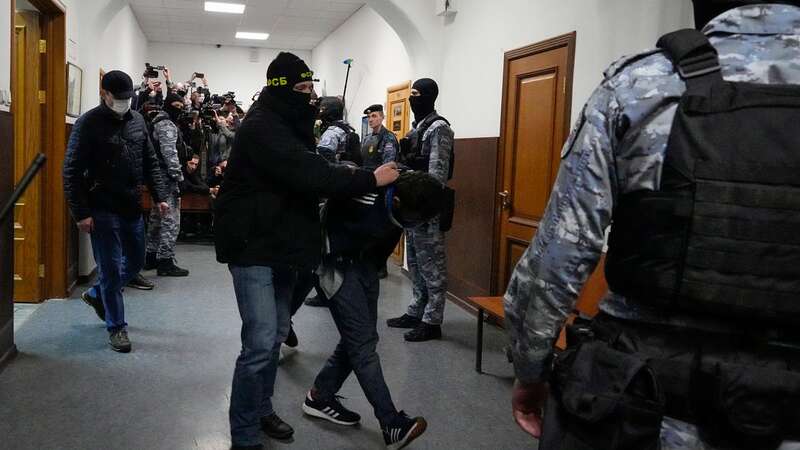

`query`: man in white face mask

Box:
[63,70,171,353]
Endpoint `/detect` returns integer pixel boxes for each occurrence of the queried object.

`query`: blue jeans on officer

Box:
[228,265,295,447]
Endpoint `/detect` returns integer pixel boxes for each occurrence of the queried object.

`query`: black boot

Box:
[404,323,442,342]
[143,252,158,271]
[157,258,189,277]
[260,413,294,440]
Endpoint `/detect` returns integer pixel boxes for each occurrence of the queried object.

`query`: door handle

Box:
[498,190,511,210]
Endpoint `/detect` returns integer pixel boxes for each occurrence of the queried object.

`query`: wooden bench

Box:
[141,189,212,212]
[465,257,608,374]
[465,296,505,373]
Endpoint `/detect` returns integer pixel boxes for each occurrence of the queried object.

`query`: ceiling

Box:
[128,0,366,50]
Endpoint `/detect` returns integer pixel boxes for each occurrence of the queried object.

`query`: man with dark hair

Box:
[505,2,800,449]
[63,70,170,353]
[144,92,189,277]
[387,78,454,342]
[215,52,399,450]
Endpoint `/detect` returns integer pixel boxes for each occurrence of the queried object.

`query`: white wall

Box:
[311,6,412,129]
[148,42,311,110]
[317,0,694,138]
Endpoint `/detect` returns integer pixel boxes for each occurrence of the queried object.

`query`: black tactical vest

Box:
[605,29,800,324]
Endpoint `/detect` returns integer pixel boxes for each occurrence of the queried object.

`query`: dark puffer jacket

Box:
[63,103,168,220]
[214,88,377,269]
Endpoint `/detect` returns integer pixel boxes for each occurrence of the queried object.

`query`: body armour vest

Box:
[605,29,800,324]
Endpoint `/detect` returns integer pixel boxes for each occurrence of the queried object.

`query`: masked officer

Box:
[386,78,454,342]
[504,3,800,450]
[144,92,189,277]
[317,96,361,164]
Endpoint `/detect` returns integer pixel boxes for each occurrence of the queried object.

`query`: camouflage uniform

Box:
[360,125,399,170]
[405,113,454,325]
[317,125,349,163]
[502,5,800,449]
[146,112,183,261]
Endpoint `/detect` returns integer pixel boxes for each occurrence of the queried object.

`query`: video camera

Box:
[144,63,166,79]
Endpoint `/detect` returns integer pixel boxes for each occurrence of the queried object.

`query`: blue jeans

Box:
[228,265,295,446]
[314,261,398,427]
[88,211,145,331]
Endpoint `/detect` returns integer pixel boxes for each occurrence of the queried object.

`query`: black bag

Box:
[541,340,665,450]
[333,122,363,166]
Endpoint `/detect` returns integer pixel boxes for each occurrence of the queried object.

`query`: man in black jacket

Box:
[214,52,399,450]
[63,70,170,353]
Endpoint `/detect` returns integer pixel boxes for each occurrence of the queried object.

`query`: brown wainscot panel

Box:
[445,137,498,301]
[0,109,16,370]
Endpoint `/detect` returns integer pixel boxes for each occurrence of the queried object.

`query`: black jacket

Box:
[181,166,210,195]
[63,103,168,220]
[214,88,377,268]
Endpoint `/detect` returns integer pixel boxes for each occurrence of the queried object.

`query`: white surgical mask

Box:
[110,98,131,115]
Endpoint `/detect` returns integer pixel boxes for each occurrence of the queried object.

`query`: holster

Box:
[542,314,800,450]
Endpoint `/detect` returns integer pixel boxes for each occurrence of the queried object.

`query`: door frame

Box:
[9,0,67,301]
[490,32,576,295]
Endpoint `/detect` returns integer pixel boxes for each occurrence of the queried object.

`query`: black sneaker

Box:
[260,413,294,440]
[404,323,442,342]
[127,273,155,290]
[157,258,189,277]
[285,326,298,348]
[81,290,105,322]
[143,252,158,271]
[109,329,132,353]
[230,445,263,450]
[386,314,421,329]
[304,294,327,307]
[383,412,427,450]
[302,391,361,426]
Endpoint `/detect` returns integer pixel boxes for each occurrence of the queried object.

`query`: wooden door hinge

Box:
[39,39,46,54]
[39,264,45,278]
[38,90,46,104]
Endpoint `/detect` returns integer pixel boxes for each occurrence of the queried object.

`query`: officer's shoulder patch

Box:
[603,48,662,80]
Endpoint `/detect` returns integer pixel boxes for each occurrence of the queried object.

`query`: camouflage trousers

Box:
[661,417,800,450]
[406,219,447,325]
[146,189,180,260]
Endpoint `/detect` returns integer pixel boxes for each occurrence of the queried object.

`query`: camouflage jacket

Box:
[504,5,800,383]
[317,124,349,163]
[361,125,399,170]
[152,111,183,186]
[405,112,454,183]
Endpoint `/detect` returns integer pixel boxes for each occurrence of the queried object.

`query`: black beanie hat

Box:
[164,92,184,106]
[319,96,344,123]
[266,52,314,97]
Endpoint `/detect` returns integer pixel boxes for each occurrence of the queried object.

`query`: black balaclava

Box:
[692,0,800,29]
[264,52,317,147]
[318,96,344,127]
[409,78,438,123]
[164,92,184,123]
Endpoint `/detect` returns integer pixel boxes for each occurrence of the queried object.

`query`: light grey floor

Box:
[0,244,533,450]
[13,303,41,332]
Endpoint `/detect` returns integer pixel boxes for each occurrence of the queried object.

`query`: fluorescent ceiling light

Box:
[204,2,245,14]
[236,32,270,40]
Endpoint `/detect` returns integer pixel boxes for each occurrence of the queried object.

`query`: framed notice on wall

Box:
[66,62,83,117]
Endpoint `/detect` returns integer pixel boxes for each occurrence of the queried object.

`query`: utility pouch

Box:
[693,360,800,448]
[545,341,665,450]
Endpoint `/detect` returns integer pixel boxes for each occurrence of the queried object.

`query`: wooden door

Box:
[386,81,411,265]
[12,11,44,303]
[495,34,576,293]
